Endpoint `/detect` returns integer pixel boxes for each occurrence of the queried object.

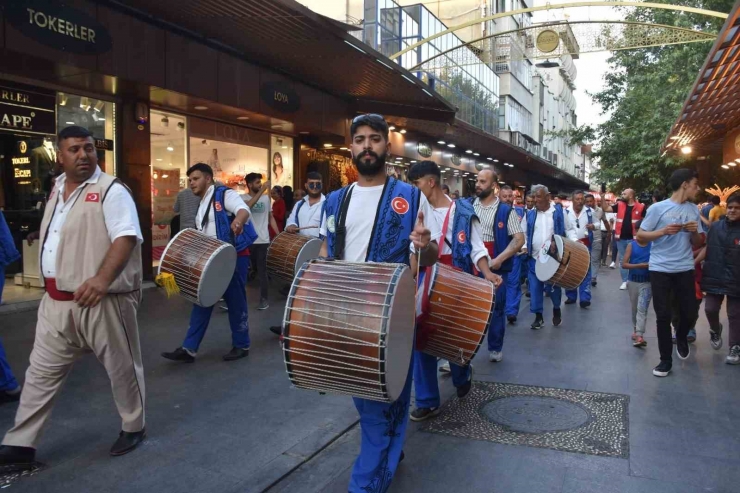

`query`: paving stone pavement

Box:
[1,267,737,493]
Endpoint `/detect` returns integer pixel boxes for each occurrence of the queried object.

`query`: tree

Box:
[589,0,734,192]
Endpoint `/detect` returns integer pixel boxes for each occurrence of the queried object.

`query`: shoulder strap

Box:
[333,185,355,260]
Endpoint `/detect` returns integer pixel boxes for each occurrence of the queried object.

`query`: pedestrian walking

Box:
[0,125,146,470]
[269,186,286,240]
[244,173,279,310]
[602,189,646,290]
[622,232,652,347]
[0,210,21,405]
[698,193,740,364]
[636,168,704,377]
[173,187,200,232]
[585,194,610,286]
[564,191,598,307]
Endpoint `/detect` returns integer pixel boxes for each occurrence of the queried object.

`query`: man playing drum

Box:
[161,163,256,363]
[319,114,441,492]
[471,170,525,362]
[285,171,325,238]
[521,185,577,329]
[564,191,599,308]
[500,186,527,325]
[408,161,502,422]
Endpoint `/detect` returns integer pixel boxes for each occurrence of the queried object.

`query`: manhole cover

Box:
[481,396,591,433]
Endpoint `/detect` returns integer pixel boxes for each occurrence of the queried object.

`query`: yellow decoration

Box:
[706,184,740,206]
[155,272,180,297]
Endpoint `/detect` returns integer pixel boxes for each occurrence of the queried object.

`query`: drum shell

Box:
[267,231,322,283]
[282,260,415,403]
[536,236,590,290]
[416,263,495,365]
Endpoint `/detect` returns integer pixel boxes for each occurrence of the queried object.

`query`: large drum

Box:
[535,235,590,290]
[267,231,322,283]
[282,260,415,403]
[416,263,495,366]
[158,229,236,307]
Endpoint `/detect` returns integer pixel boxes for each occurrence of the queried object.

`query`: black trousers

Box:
[650,270,696,363]
[250,243,269,301]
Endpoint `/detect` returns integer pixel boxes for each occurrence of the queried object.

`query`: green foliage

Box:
[545,124,597,147]
[590,0,734,192]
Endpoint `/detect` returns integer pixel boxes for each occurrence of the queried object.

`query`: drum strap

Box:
[333,184,355,260]
[441,206,453,253]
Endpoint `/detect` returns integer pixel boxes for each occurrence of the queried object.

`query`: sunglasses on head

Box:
[352,113,386,124]
[307,182,322,190]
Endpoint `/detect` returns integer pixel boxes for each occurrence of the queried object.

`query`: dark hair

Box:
[58,125,93,142]
[408,160,441,183]
[187,162,213,178]
[727,193,740,206]
[283,185,294,211]
[500,185,513,192]
[572,190,585,198]
[272,152,283,173]
[585,193,595,200]
[652,190,665,202]
[668,168,698,191]
[271,186,283,197]
[711,195,721,205]
[350,114,389,141]
[306,171,322,181]
[245,172,262,185]
[442,184,450,193]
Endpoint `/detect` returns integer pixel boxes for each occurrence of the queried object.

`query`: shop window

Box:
[189,137,267,194]
[270,135,294,189]
[56,93,116,175]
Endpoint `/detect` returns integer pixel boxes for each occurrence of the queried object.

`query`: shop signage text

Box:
[6,0,113,55]
[95,139,114,151]
[0,82,56,136]
[14,168,32,178]
[417,142,432,158]
[260,81,301,113]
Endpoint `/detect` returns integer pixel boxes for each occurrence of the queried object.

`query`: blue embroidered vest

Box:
[449,199,476,274]
[213,186,258,253]
[526,203,565,258]
[322,178,420,265]
[470,198,516,273]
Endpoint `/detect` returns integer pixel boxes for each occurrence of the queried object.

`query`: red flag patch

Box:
[457,231,466,244]
[215,202,223,212]
[391,197,409,215]
[498,221,504,229]
[85,192,100,202]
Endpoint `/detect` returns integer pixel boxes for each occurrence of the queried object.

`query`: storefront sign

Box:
[417,142,432,158]
[260,81,301,113]
[0,82,56,136]
[95,138,114,151]
[6,0,113,55]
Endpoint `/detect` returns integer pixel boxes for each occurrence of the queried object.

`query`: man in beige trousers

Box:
[0,125,145,472]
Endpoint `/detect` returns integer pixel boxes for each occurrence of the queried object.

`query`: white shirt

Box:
[434,198,488,266]
[521,204,577,258]
[287,194,325,238]
[42,167,142,278]
[603,212,616,232]
[566,206,597,242]
[319,184,442,263]
[195,185,250,239]
[244,194,271,244]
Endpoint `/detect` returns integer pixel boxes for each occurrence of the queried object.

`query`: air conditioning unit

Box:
[548,151,553,162]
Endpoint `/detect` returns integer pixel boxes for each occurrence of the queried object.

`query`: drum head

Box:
[293,238,322,275]
[197,245,237,307]
[535,248,560,282]
[383,267,416,402]
[554,235,565,258]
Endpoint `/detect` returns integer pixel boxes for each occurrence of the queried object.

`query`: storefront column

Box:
[119,100,153,280]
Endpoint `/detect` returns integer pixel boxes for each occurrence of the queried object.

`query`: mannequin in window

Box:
[29,137,57,194]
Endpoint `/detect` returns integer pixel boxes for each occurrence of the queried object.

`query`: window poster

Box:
[189,138,268,193]
[270,135,294,189]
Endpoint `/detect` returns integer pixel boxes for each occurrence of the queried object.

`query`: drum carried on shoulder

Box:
[267,231,322,283]
[535,235,590,290]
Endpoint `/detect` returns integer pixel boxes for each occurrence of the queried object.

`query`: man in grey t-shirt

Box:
[637,168,704,377]
[173,188,200,232]
[244,173,279,310]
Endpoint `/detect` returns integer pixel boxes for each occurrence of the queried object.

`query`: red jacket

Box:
[615,201,645,239]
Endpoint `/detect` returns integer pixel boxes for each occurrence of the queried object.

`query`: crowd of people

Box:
[0,117,738,493]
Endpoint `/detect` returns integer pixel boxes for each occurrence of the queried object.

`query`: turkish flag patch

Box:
[215,202,223,212]
[85,192,100,202]
[498,221,504,229]
[391,197,409,215]
[457,231,466,244]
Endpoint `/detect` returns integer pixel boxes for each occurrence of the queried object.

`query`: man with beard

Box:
[499,186,526,324]
[244,173,279,310]
[471,172,525,361]
[319,114,441,492]
[407,160,502,422]
[602,188,645,290]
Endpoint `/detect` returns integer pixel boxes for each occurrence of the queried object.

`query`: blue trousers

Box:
[0,338,18,392]
[183,255,250,352]
[412,350,469,408]
[488,272,508,352]
[350,359,412,493]
[505,255,523,317]
[566,253,592,303]
[528,257,562,314]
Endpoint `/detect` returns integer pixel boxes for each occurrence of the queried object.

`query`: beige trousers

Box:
[2,291,145,448]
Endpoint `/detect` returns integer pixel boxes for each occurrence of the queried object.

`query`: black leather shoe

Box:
[269,326,282,336]
[0,445,36,472]
[110,429,146,456]
[399,450,405,463]
[161,347,195,363]
[553,309,562,327]
[580,301,591,308]
[564,299,576,305]
[507,315,517,324]
[0,387,21,405]
[223,347,249,361]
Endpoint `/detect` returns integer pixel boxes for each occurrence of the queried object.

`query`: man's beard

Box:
[476,187,493,199]
[353,150,386,176]
[308,190,321,198]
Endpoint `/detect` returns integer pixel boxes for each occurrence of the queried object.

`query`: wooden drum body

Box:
[158,229,236,307]
[416,263,495,365]
[282,260,415,403]
[267,231,322,283]
[535,235,590,290]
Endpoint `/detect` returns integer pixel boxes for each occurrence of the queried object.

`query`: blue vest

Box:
[294,200,306,228]
[213,186,258,253]
[565,207,594,250]
[526,203,565,258]
[322,178,420,265]
[470,198,516,273]
[449,199,476,274]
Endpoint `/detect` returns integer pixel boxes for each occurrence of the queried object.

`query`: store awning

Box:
[102,0,456,122]
[663,1,740,153]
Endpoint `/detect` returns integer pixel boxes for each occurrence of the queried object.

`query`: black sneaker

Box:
[591,280,597,287]
[676,338,690,360]
[0,445,36,473]
[507,315,517,324]
[580,301,591,308]
[710,324,723,350]
[0,387,21,405]
[552,309,562,327]
[161,347,195,363]
[269,326,282,336]
[223,347,249,361]
[652,361,672,377]
[525,292,531,298]
[531,315,545,330]
[409,407,440,422]
[456,365,474,399]
[564,299,576,305]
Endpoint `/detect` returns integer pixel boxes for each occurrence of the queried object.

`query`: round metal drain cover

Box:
[481,396,591,433]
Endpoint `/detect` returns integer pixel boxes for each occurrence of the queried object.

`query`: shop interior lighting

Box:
[680,146,692,154]
[323,143,333,147]
[447,143,455,148]
[437,140,446,144]
[722,164,730,169]
[499,180,506,184]
[493,159,499,162]
[388,126,396,131]
[399,129,406,134]
[487,157,493,161]
[79,97,91,111]
[237,116,250,120]
[162,173,169,178]
[156,158,163,161]
[65,121,74,125]
[466,150,473,154]
[94,101,105,112]
[166,143,174,152]
[344,40,367,54]
[730,161,737,166]
[410,160,417,163]
[340,147,348,150]
[473,153,480,157]
[58,93,68,106]
[194,106,208,110]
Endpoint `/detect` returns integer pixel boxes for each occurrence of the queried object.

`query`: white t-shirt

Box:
[287,194,325,238]
[520,204,577,258]
[434,199,488,266]
[195,185,250,239]
[603,212,616,232]
[244,194,272,244]
[319,184,441,263]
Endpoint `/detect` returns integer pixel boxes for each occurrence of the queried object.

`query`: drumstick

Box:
[294,226,319,231]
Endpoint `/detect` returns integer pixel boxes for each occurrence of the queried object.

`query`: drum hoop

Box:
[378,264,405,400]
[283,259,313,381]
[157,228,193,277]
[196,243,235,303]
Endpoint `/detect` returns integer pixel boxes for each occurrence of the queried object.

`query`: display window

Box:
[189,137,268,195]
[270,135,293,189]
[57,92,116,175]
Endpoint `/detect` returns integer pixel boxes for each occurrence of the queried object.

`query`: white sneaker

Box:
[439,361,451,373]
[489,350,503,362]
[609,261,616,269]
[620,282,628,290]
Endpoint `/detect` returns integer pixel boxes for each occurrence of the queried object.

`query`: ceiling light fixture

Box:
[437,140,446,145]
[155,158,163,162]
[237,116,250,120]
[389,126,396,131]
[65,121,74,124]
[194,105,208,110]
[93,101,105,112]
[410,160,417,163]
[399,129,407,134]
[729,162,737,166]
[722,164,730,169]
[340,147,348,151]
[680,146,692,154]
[166,143,174,152]
[376,58,395,70]
[466,150,473,154]
[447,143,455,148]
[344,40,367,54]
[493,159,499,162]
[487,157,493,161]
[473,153,480,156]
[323,143,333,148]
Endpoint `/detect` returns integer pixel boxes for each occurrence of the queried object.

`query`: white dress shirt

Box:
[566,206,597,242]
[286,194,325,238]
[42,167,142,278]
[521,204,577,258]
[434,198,489,266]
[195,185,250,239]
